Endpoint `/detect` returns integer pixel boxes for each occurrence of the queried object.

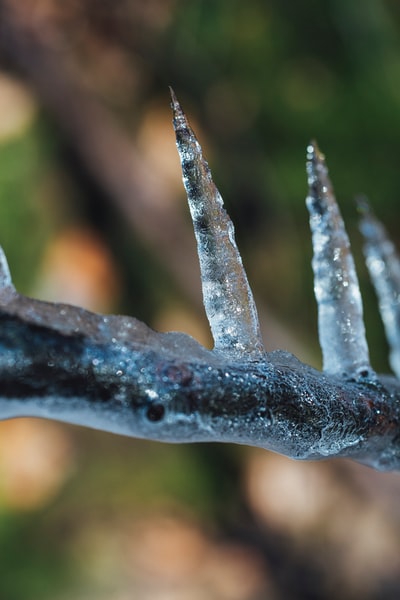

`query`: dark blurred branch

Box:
[0,0,199,294]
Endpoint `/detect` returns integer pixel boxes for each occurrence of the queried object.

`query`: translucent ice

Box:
[306,142,371,376]
[0,245,13,289]
[359,199,400,378]
[171,89,265,358]
[1,109,400,470]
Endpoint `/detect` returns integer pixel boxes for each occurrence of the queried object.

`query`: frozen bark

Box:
[0,94,399,471]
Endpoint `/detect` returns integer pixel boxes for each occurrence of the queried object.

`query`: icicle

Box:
[306,142,371,376]
[170,89,265,358]
[0,246,13,290]
[358,199,400,378]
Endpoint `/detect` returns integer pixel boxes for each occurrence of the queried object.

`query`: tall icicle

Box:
[306,142,371,376]
[170,89,265,358]
[359,200,400,378]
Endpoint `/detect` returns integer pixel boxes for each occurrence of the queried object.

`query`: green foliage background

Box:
[2,1,400,598]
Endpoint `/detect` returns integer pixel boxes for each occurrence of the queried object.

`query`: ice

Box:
[359,199,400,378]
[0,245,13,289]
[306,142,371,376]
[170,89,265,358]
[1,116,400,469]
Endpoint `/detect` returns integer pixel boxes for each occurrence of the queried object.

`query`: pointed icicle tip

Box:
[169,87,191,134]
[306,140,332,206]
[306,139,324,162]
[169,86,179,111]
[306,140,326,171]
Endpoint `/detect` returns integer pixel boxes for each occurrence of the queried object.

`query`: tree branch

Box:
[0,92,399,471]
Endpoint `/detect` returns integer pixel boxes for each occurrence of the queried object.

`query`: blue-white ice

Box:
[0,246,13,289]
[306,142,371,376]
[359,200,400,378]
[171,89,265,359]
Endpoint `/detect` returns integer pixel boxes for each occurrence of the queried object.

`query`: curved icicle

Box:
[170,89,265,358]
[359,199,400,378]
[306,141,371,376]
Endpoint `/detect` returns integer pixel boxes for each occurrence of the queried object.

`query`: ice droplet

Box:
[306,141,370,376]
[170,88,265,359]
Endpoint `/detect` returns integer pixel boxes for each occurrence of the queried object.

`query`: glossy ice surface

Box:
[0,93,399,471]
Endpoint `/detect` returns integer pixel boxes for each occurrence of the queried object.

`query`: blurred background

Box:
[0,1,400,598]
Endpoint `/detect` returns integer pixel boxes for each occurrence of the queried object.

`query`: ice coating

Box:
[1,100,400,470]
[359,200,400,378]
[170,89,265,359]
[1,281,399,470]
[306,142,371,376]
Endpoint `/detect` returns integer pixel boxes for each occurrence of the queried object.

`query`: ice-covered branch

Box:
[0,94,400,471]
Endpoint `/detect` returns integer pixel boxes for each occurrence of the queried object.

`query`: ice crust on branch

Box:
[0,93,400,471]
[306,142,371,377]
